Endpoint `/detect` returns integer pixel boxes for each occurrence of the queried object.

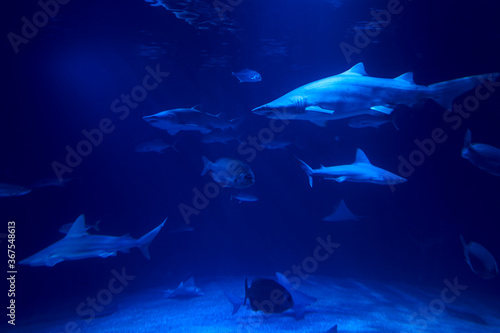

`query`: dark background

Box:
[2,0,500,328]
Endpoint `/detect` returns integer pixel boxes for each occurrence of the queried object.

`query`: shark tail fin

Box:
[427,73,499,110]
[137,217,167,259]
[201,156,211,176]
[295,157,314,187]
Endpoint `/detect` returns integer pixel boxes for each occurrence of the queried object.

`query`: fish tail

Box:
[427,72,499,110]
[137,217,167,259]
[201,156,211,176]
[295,156,314,187]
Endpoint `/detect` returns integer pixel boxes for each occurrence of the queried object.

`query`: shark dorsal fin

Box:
[354,149,371,164]
[395,72,415,84]
[65,214,88,237]
[342,63,367,76]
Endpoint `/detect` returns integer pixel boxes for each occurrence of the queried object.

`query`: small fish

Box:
[462,129,500,176]
[59,219,101,234]
[30,177,73,189]
[244,278,294,314]
[460,235,498,279]
[135,139,178,153]
[231,193,258,203]
[201,132,237,144]
[348,114,399,130]
[0,183,31,197]
[164,277,204,298]
[259,139,300,150]
[169,225,195,234]
[232,69,262,83]
[201,156,255,189]
[323,200,360,222]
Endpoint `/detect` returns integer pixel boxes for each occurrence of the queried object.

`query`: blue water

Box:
[3,0,500,331]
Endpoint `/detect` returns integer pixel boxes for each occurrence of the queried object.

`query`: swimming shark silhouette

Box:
[296,149,406,186]
[19,215,166,267]
[252,63,499,126]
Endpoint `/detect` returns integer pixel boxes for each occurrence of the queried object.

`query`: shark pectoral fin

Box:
[166,128,180,136]
[370,105,394,115]
[46,258,64,267]
[305,106,335,115]
[330,176,347,183]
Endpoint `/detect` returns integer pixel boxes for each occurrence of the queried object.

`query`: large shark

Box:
[296,149,406,186]
[252,63,499,126]
[19,215,166,267]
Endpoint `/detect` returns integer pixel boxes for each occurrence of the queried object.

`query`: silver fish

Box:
[231,193,258,203]
[462,129,500,176]
[30,177,73,189]
[460,235,498,279]
[201,132,237,144]
[201,156,255,188]
[232,68,262,83]
[135,139,178,153]
[0,183,31,197]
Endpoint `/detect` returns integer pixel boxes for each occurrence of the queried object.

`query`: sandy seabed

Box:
[10,276,500,333]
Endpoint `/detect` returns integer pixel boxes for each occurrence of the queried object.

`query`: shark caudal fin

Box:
[427,73,499,110]
[137,217,167,259]
[295,157,314,187]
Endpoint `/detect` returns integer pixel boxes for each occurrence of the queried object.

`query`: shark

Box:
[143,107,242,136]
[19,215,166,267]
[296,149,406,186]
[252,62,499,126]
